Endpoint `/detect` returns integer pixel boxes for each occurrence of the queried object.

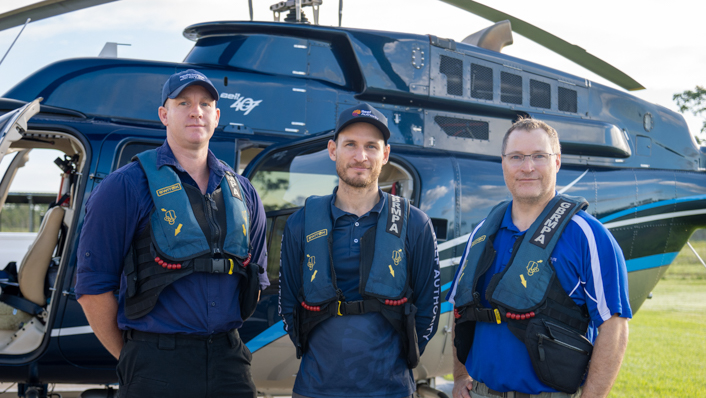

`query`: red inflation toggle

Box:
[384,297,408,306]
[242,253,252,267]
[454,308,461,319]
[301,302,321,312]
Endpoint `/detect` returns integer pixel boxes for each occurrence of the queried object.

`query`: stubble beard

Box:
[336,161,381,189]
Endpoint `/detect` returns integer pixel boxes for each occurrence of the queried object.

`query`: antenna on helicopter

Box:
[270,0,322,24]
[338,0,343,26]
[249,0,254,21]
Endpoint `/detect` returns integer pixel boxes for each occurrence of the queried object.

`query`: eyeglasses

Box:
[502,152,557,166]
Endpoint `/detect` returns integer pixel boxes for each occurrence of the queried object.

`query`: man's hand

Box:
[452,325,474,398]
[581,314,629,398]
[77,291,123,360]
[452,375,473,398]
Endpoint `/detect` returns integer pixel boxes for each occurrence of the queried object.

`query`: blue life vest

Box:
[302,193,408,305]
[294,192,421,368]
[123,150,252,320]
[453,194,591,365]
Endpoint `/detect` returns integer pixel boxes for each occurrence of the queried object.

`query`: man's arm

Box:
[242,177,269,291]
[77,292,123,359]
[278,211,304,343]
[409,214,440,354]
[451,327,473,398]
[581,315,629,398]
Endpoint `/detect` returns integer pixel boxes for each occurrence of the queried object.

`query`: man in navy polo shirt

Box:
[76,69,268,398]
[447,118,631,398]
[279,103,440,398]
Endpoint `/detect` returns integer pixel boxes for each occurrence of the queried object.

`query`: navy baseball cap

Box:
[161,69,219,106]
[334,103,391,143]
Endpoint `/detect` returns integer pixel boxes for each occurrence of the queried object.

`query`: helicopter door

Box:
[0,99,41,163]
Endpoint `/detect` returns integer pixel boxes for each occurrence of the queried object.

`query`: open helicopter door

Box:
[0,98,41,162]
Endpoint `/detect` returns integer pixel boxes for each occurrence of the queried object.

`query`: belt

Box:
[123,329,239,349]
[473,381,531,398]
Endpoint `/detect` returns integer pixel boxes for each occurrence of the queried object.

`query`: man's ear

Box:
[328,139,337,161]
[158,105,168,127]
[383,143,390,165]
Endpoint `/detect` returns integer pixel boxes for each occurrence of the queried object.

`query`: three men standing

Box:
[448,119,631,398]
[76,70,268,398]
[279,103,441,398]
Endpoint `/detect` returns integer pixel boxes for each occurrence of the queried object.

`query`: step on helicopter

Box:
[0,0,705,397]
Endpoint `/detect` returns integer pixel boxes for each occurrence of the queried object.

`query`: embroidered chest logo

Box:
[526,260,541,276]
[156,183,181,197]
[471,234,486,248]
[162,208,176,225]
[392,249,403,266]
[306,229,327,242]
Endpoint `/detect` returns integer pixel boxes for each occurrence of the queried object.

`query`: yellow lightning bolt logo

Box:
[311,270,318,282]
[520,274,527,288]
[174,223,183,236]
[389,265,395,277]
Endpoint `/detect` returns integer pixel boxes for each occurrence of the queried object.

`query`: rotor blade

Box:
[440,0,645,91]
[0,0,118,32]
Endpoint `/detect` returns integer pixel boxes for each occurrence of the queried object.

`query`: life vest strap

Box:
[456,307,500,324]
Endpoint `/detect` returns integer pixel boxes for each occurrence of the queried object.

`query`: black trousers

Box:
[117,329,257,398]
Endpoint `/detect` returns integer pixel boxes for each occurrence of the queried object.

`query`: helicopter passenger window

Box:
[500,72,523,105]
[558,87,578,113]
[530,80,551,109]
[471,64,493,101]
[115,142,161,170]
[440,55,463,96]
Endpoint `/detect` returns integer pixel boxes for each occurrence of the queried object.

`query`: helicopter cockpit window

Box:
[187,35,345,87]
[0,130,86,355]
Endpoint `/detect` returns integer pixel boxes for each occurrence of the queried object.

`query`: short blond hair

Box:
[502,118,561,155]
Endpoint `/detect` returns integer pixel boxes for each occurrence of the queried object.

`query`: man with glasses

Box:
[447,118,631,398]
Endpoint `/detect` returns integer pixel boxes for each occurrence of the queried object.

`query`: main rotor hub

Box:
[270,0,322,24]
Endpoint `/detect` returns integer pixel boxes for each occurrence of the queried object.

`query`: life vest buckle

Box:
[337,300,343,316]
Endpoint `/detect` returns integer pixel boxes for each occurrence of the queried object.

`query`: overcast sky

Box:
[0,0,704,191]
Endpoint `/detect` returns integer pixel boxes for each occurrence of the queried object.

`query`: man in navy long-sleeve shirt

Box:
[279,103,440,398]
[76,70,268,398]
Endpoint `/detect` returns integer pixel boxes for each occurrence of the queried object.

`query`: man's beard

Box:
[336,161,381,189]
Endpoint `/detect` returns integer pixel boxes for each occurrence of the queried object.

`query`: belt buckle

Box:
[211,258,227,273]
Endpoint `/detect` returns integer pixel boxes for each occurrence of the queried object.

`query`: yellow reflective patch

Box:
[306,229,328,242]
[471,234,486,248]
[156,183,182,197]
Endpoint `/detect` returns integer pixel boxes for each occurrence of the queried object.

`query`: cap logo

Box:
[354,109,379,121]
[179,73,207,82]
[352,109,361,116]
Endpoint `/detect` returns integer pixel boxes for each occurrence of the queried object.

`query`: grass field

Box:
[610,240,706,397]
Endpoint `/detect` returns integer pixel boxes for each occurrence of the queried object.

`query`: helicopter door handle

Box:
[62,289,76,298]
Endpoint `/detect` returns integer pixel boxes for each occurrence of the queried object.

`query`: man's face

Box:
[158,85,220,150]
[502,128,561,205]
[328,122,390,189]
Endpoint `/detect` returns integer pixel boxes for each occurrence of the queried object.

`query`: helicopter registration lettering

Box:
[221,92,262,115]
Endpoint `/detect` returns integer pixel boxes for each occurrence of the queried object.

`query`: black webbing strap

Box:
[0,294,44,316]
[193,258,229,273]
[337,298,383,316]
[458,306,498,323]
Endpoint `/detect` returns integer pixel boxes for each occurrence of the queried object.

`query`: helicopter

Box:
[0,0,705,397]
